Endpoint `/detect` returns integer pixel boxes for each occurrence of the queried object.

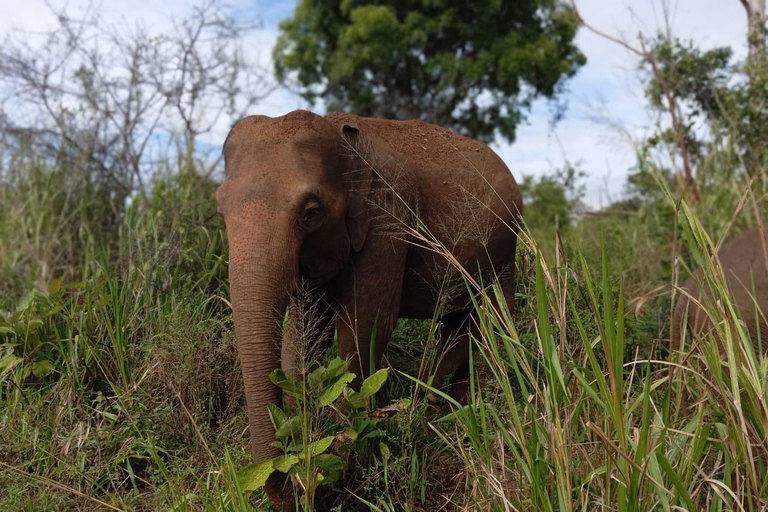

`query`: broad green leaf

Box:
[275,414,302,438]
[269,369,304,397]
[325,357,349,379]
[345,389,366,409]
[314,454,346,471]
[359,368,388,399]
[273,454,299,473]
[338,427,358,442]
[0,353,22,373]
[31,360,55,378]
[379,442,390,462]
[267,403,287,430]
[48,279,63,294]
[308,365,327,391]
[318,372,355,406]
[24,319,44,333]
[305,436,334,457]
[237,459,276,491]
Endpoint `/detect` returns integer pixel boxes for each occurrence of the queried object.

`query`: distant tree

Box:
[519,163,585,230]
[641,36,768,179]
[740,0,767,74]
[273,0,586,143]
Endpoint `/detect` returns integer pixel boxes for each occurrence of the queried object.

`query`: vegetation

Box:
[2,1,768,511]
[273,0,585,143]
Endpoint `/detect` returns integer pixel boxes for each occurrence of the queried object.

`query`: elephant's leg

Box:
[334,238,408,389]
[428,312,473,404]
[431,263,518,404]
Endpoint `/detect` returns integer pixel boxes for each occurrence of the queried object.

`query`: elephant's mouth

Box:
[299,259,334,288]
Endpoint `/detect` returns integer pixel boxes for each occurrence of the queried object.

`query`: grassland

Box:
[1,137,768,512]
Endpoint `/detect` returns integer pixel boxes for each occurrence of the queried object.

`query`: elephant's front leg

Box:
[333,237,408,389]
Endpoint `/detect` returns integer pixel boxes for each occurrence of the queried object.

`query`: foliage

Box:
[518,162,585,231]
[640,35,768,179]
[273,0,586,143]
[237,358,407,510]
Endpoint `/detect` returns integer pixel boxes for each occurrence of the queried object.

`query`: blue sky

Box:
[1,0,748,207]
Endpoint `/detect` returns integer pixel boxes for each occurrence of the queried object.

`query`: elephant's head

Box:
[216,111,370,468]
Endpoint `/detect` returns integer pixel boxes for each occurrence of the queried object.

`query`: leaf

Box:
[308,365,327,391]
[435,404,473,423]
[305,436,334,457]
[269,369,304,397]
[359,368,388,399]
[321,470,341,486]
[267,403,287,430]
[272,454,299,473]
[345,389,366,409]
[325,357,349,379]
[314,454,346,471]
[357,428,385,441]
[337,427,358,444]
[237,460,276,492]
[24,319,44,334]
[318,372,355,406]
[379,442,390,462]
[48,279,63,294]
[0,353,22,374]
[275,414,302,438]
[14,291,36,314]
[31,360,55,378]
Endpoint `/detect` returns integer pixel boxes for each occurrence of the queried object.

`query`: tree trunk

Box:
[741,0,767,73]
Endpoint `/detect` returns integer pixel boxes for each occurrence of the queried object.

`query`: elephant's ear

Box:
[341,124,371,253]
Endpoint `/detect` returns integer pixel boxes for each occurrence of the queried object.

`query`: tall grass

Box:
[3,126,768,511]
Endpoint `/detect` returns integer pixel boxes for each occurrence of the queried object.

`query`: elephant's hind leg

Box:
[430,264,518,404]
[428,312,474,404]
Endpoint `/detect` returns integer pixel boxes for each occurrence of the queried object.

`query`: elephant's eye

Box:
[302,203,322,223]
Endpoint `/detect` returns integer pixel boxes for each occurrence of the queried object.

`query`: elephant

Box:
[670,223,768,356]
[216,110,523,507]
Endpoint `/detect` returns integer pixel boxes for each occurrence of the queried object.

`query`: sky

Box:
[0,0,749,207]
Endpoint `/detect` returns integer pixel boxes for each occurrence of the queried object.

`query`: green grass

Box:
[2,139,768,512]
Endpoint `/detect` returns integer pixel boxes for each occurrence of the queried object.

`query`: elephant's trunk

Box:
[227,215,297,463]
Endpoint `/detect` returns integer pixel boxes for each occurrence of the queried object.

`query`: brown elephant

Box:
[216,110,522,507]
[671,223,768,356]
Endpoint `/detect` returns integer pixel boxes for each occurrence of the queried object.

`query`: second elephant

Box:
[671,223,768,354]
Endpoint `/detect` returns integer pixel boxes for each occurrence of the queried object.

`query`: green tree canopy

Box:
[274,0,586,143]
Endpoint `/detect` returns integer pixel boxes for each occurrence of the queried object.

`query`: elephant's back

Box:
[325,113,522,217]
[326,113,486,169]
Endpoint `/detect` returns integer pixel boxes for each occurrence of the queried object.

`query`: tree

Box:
[641,36,768,179]
[0,1,273,203]
[519,163,585,230]
[273,0,586,143]
[740,0,767,73]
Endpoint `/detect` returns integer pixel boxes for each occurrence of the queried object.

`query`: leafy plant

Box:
[0,287,59,386]
[236,357,408,510]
